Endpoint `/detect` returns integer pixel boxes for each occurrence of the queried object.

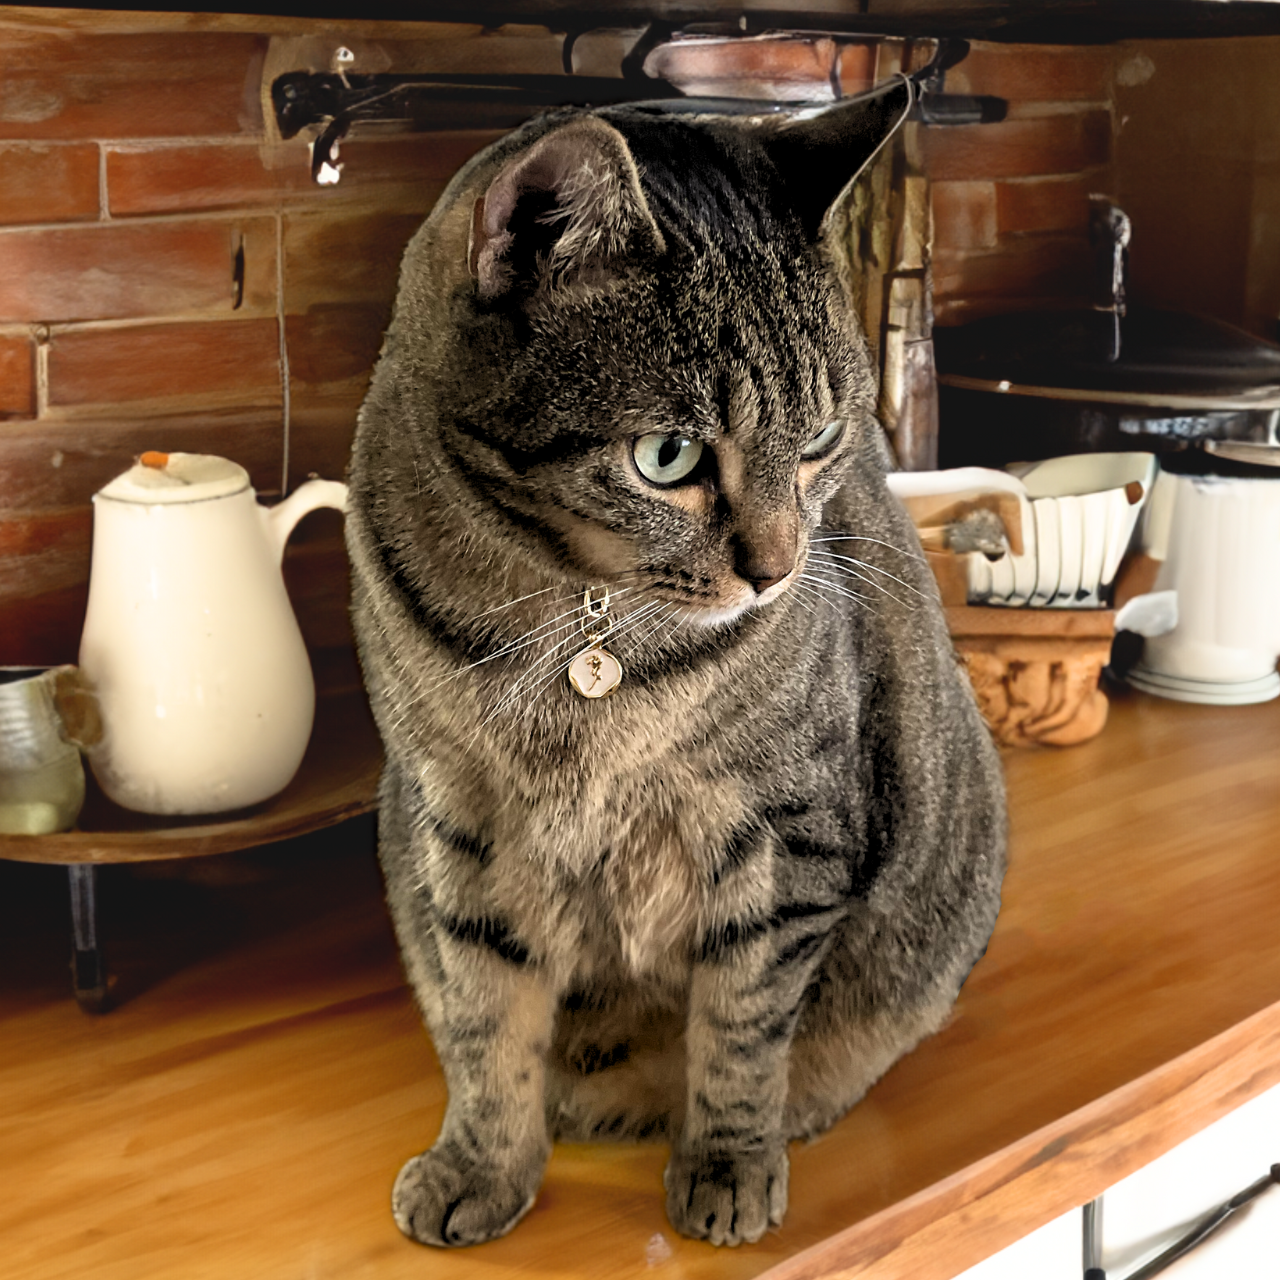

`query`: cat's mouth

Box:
[678,575,793,628]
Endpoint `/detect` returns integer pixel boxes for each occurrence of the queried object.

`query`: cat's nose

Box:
[747,569,790,593]
[732,536,795,594]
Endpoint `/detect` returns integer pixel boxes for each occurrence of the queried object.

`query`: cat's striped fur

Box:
[346,81,1005,1249]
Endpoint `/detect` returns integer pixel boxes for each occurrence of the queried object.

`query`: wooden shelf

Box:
[4,686,1280,1280]
[0,685,382,865]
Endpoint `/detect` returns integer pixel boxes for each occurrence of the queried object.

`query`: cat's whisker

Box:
[472,634,588,738]
[621,602,682,656]
[404,613,583,710]
[471,584,564,619]
[467,608,582,667]
[483,587,641,662]
[791,579,830,608]
[481,597,661,722]
[472,578,642,627]
[807,550,929,600]
[798,572,879,615]
[806,554,917,609]
[479,599,667,732]
[420,586,644,702]
[809,534,925,563]
[481,610,627,725]
[805,578,877,607]
[785,586,821,618]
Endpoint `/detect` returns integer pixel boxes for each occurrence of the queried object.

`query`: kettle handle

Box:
[262,479,348,564]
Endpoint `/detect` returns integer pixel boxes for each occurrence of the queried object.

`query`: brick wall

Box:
[0,13,517,668]
[925,42,1117,325]
[0,12,1118,669]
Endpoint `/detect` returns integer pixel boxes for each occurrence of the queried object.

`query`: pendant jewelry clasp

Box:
[580,587,614,643]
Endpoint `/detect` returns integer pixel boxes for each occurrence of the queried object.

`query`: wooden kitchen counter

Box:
[3,685,1279,1280]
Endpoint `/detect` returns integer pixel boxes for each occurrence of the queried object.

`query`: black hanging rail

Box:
[272,70,684,141]
[272,33,1005,184]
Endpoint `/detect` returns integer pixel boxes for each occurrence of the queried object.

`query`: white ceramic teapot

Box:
[78,452,347,815]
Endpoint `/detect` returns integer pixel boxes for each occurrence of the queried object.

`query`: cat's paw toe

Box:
[663,1144,788,1246]
[392,1147,539,1247]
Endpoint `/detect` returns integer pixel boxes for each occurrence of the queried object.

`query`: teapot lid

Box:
[96,452,251,504]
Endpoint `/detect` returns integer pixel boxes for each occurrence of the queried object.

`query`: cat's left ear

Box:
[469,117,666,300]
[758,77,914,240]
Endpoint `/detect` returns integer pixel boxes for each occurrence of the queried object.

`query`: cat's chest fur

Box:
[427,711,751,982]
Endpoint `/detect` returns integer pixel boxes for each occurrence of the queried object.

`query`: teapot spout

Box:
[263,479,348,563]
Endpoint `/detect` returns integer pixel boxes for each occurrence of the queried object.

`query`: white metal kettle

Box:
[78,452,347,815]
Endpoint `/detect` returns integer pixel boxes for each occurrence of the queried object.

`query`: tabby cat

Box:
[346,77,1006,1249]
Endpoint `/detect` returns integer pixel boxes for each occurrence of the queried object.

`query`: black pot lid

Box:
[934,305,1280,409]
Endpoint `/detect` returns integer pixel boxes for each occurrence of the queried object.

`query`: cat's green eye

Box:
[802,420,844,460]
[632,434,705,486]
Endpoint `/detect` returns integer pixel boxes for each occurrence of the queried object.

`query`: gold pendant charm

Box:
[569,587,623,699]
[568,646,623,699]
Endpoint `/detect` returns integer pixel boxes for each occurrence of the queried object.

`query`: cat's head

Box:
[384,80,910,631]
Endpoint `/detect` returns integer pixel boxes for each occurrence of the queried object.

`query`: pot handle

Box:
[261,479,348,564]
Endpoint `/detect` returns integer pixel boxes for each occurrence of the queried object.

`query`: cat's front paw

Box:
[392,1143,542,1247]
[663,1143,789,1246]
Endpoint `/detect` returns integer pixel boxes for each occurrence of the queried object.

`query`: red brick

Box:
[286,400,361,498]
[284,530,354,652]
[0,584,88,665]
[286,304,386,388]
[948,42,1114,103]
[48,318,282,414]
[647,36,839,100]
[0,32,265,140]
[0,143,98,225]
[108,143,313,217]
[107,131,496,218]
[283,210,425,312]
[0,332,35,418]
[933,236,1095,312]
[932,181,998,251]
[0,508,93,659]
[0,412,283,512]
[837,43,878,97]
[283,305,388,493]
[343,26,565,77]
[996,174,1095,235]
[918,111,1112,182]
[0,508,90,576]
[0,218,276,323]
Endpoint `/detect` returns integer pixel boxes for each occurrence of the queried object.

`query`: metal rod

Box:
[1083,1196,1106,1280]
[67,864,110,1014]
[1123,1165,1280,1280]
[68,863,98,954]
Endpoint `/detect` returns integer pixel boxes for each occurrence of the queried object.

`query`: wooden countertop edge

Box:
[760,998,1280,1280]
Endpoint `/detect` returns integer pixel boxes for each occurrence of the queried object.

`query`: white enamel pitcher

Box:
[78,452,347,815]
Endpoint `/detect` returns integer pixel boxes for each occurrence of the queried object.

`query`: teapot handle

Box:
[261,479,348,564]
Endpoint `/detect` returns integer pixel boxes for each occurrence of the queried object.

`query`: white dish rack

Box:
[887,452,1158,608]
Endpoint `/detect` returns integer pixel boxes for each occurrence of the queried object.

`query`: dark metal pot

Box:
[934,304,1280,476]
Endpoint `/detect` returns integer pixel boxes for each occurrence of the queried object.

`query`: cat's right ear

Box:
[468,118,666,301]
[757,77,914,240]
